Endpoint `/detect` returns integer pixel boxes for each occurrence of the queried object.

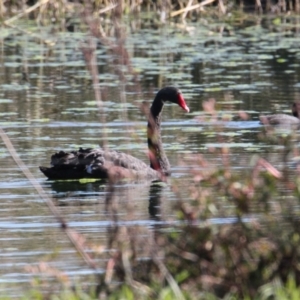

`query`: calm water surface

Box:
[1,15,300,296]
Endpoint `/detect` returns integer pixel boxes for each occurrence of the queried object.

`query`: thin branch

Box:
[99,2,118,14]
[4,0,51,24]
[171,0,216,17]
[3,22,55,46]
[182,0,194,20]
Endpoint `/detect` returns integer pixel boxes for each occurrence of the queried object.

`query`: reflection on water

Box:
[1,14,300,296]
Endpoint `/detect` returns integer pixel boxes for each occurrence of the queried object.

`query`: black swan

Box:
[259,102,300,126]
[39,86,189,180]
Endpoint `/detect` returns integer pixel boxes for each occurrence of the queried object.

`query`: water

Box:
[1,14,300,296]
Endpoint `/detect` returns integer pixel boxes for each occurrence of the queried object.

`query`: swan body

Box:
[40,148,159,180]
[259,102,300,126]
[39,87,189,180]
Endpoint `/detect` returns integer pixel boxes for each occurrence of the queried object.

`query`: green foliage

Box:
[108,285,135,300]
[259,275,300,300]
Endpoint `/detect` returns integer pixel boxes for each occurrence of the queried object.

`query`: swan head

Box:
[157,86,189,113]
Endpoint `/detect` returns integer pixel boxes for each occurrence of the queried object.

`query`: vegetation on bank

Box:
[1,0,300,27]
[3,108,300,299]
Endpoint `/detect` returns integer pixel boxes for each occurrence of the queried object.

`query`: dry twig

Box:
[4,0,51,24]
[171,0,216,17]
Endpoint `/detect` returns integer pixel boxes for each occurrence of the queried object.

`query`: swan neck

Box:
[150,96,164,119]
[148,99,170,175]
